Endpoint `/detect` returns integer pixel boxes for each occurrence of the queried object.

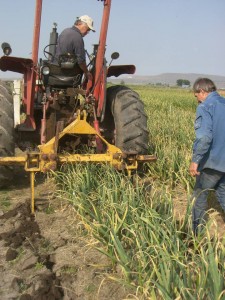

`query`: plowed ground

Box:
[0,167,132,300]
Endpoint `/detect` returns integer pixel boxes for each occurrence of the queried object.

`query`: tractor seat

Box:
[48,74,82,87]
[44,61,83,87]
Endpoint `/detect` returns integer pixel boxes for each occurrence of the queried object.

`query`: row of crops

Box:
[54,87,225,299]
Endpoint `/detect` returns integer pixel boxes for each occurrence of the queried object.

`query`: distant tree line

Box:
[176,79,190,87]
[116,79,191,87]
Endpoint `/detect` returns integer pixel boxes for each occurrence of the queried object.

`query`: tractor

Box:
[0,0,156,211]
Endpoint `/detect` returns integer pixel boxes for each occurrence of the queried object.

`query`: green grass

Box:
[54,163,225,299]
[136,86,196,189]
[34,262,44,270]
[53,86,225,299]
[0,193,11,211]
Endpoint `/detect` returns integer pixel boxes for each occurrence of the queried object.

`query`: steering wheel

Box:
[43,44,56,60]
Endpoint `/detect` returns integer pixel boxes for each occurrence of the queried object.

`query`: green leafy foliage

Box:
[53,87,225,299]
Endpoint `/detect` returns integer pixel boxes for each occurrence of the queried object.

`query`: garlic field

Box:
[55,86,225,300]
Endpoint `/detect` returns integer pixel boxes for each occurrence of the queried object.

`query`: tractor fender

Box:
[107,64,136,78]
[0,56,33,74]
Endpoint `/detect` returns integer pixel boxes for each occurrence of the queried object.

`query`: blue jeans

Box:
[192,168,225,235]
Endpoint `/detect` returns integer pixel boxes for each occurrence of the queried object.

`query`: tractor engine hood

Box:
[107,64,135,77]
[0,56,33,74]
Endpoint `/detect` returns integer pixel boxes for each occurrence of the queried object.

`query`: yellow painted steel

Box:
[0,111,157,212]
[37,111,130,173]
[38,112,121,155]
[30,172,35,214]
[0,112,156,173]
[0,156,26,165]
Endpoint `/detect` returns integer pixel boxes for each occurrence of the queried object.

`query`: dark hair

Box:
[193,78,217,93]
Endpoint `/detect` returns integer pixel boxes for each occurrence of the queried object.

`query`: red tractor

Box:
[0,0,155,205]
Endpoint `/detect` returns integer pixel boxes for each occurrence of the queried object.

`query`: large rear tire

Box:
[0,81,15,187]
[103,85,149,154]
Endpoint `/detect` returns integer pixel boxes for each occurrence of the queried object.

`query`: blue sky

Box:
[0,0,225,78]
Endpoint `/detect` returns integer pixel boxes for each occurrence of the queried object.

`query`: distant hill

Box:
[110,73,225,89]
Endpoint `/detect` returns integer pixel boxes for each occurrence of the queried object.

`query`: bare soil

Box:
[0,167,134,300]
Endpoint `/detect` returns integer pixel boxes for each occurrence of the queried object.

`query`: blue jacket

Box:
[192,91,225,172]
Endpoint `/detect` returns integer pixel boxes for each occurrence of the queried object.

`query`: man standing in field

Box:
[189,78,225,235]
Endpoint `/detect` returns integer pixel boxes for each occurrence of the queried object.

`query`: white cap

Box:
[78,15,95,32]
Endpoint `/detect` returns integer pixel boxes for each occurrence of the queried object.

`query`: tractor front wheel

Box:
[104,85,149,154]
[0,81,15,187]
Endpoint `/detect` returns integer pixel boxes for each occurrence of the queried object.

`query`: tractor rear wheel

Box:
[0,81,15,187]
[104,85,149,154]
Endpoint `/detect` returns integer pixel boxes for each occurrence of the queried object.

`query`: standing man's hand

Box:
[189,162,200,176]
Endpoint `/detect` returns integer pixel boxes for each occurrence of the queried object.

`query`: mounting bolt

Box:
[41,154,48,161]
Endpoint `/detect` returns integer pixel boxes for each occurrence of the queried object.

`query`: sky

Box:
[0,0,225,78]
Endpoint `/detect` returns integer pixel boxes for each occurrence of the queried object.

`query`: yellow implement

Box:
[0,113,156,214]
